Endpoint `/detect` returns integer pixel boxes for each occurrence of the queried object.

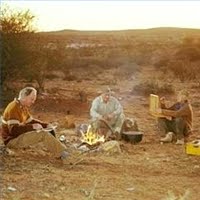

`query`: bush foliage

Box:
[154,36,200,83]
[132,80,175,96]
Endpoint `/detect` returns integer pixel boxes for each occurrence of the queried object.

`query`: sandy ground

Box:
[1,66,200,200]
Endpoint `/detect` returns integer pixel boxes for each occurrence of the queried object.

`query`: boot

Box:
[175,138,184,145]
[160,132,173,143]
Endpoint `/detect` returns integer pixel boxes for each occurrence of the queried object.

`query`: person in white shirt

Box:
[90,88,125,140]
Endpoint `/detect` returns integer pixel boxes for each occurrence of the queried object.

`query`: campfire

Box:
[80,125,105,146]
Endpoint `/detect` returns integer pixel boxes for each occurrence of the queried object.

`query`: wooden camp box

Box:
[149,94,166,118]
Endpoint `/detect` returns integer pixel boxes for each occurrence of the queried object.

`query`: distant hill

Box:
[37,27,200,45]
[38,27,200,36]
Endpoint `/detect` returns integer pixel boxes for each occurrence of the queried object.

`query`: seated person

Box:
[1,87,70,161]
[157,90,193,145]
[90,88,125,140]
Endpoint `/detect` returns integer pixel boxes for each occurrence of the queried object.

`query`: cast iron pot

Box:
[121,131,143,144]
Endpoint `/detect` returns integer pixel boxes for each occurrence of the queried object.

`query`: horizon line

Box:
[37,26,200,33]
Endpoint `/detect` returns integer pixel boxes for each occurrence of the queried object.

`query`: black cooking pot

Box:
[121,131,143,144]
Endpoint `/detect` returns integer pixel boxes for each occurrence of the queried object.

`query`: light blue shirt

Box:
[90,95,123,121]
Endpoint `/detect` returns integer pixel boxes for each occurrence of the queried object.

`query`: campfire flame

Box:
[81,125,105,145]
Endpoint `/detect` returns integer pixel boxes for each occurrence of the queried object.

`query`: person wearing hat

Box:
[90,87,125,140]
[157,90,193,145]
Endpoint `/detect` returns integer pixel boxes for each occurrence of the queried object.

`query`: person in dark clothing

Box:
[157,90,193,145]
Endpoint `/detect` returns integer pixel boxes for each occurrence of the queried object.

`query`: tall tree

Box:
[1,5,35,88]
[0,5,36,107]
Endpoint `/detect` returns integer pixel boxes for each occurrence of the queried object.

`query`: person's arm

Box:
[27,118,48,128]
[3,106,33,137]
[162,103,190,117]
[159,97,179,110]
[168,102,181,110]
[160,97,167,109]
[112,98,123,116]
[4,108,43,137]
[90,98,102,120]
[9,123,34,137]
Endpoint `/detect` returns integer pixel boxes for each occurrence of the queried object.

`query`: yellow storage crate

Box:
[186,140,200,156]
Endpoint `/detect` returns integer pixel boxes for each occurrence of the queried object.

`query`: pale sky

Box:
[2,0,200,32]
